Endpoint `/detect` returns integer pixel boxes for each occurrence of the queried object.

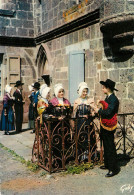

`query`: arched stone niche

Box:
[36,44,52,85]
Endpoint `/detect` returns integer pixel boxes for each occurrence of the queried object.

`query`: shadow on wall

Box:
[100,13,134,62]
[102,36,133,62]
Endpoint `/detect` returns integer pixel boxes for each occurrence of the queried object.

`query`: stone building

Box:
[0,0,134,121]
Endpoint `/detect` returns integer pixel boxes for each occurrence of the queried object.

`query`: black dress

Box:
[76,104,96,161]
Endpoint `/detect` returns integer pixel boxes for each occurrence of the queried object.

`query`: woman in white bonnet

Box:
[49,84,71,164]
[32,84,51,163]
[39,84,47,97]
[73,82,94,115]
[73,82,96,161]
[0,84,15,135]
[50,83,70,106]
[37,84,51,124]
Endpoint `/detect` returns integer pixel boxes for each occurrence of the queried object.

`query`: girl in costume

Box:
[73,82,96,161]
[37,84,51,124]
[50,83,70,106]
[50,84,71,166]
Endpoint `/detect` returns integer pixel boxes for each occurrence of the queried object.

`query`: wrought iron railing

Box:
[32,116,102,173]
[32,113,134,173]
[115,113,134,158]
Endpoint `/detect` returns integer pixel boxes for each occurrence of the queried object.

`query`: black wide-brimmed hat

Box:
[100,79,118,91]
[14,80,24,87]
[33,82,40,90]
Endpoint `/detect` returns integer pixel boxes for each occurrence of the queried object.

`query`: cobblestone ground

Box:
[0,147,134,195]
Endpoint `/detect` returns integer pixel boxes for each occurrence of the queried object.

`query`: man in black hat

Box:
[94,79,119,177]
[13,80,25,133]
[31,82,40,133]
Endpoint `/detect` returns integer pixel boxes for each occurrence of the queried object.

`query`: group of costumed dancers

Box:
[30,78,119,177]
[0,78,119,177]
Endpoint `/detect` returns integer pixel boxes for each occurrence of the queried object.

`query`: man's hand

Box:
[83,115,88,119]
[58,116,65,121]
[94,107,99,113]
[97,99,100,105]
[4,112,7,116]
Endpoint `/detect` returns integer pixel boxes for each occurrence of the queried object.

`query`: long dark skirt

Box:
[77,118,96,161]
[0,107,15,132]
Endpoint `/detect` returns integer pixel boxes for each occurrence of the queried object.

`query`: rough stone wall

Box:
[33,0,41,36]
[99,0,134,113]
[40,23,102,101]
[0,0,134,122]
[1,46,36,90]
[0,0,34,37]
[100,0,134,19]
[37,0,134,113]
[0,0,35,121]
[38,0,103,35]
[0,46,37,122]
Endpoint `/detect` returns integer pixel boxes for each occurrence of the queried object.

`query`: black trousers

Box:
[15,105,23,133]
[100,127,118,172]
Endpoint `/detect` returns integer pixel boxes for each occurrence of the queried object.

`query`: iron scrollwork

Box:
[32,114,100,173]
[115,113,134,157]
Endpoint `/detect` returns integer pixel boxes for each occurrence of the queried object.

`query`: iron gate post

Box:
[48,120,52,173]
[61,120,65,169]
[88,124,91,162]
[122,115,126,156]
[75,118,79,165]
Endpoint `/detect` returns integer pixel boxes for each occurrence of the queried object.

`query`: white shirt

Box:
[57,97,64,105]
[79,97,88,105]
[17,88,21,94]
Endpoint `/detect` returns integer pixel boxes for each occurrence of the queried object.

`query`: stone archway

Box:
[36,44,52,84]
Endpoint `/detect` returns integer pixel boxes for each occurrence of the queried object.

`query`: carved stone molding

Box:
[0,9,99,47]
[0,36,35,47]
[100,13,134,54]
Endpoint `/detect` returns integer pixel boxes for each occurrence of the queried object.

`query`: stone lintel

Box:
[0,9,15,17]
[0,36,35,47]
[35,9,99,45]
